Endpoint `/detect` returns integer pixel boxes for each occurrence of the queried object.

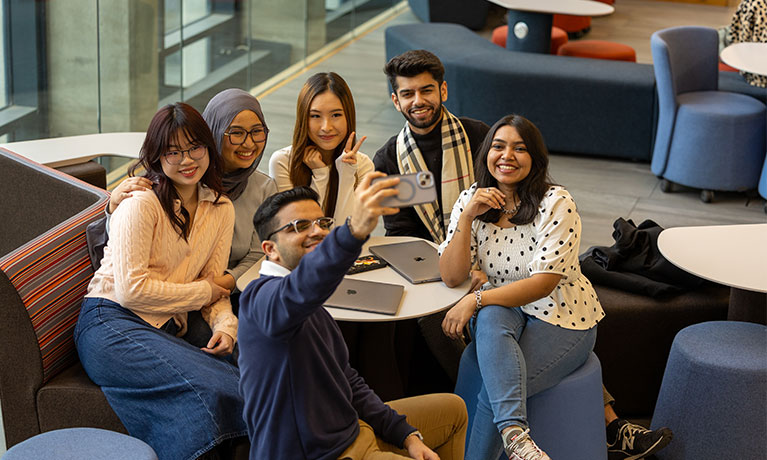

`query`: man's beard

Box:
[401,100,443,130]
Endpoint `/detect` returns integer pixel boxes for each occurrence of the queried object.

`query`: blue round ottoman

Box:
[455,342,606,460]
[651,321,767,460]
[3,428,158,460]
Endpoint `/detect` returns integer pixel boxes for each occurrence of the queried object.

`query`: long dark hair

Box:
[129,102,224,240]
[475,114,553,225]
[289,72,356,217]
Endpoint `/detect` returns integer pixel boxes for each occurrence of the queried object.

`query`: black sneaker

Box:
[606,419,673,460]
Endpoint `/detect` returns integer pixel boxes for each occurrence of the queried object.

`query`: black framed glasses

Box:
[266,217,334,240]
[162,145,207,165]
[224,127,268,145]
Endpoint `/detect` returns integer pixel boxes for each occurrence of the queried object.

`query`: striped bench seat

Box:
[0,148,126,449]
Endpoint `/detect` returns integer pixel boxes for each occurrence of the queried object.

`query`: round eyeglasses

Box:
[266,217,334,240]
[224,127,268,145]
[162,145,207,165]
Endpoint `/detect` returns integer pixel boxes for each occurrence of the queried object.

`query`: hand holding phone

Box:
[370,171,437,208]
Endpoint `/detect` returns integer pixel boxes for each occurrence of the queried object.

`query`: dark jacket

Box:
[580,218,704,297]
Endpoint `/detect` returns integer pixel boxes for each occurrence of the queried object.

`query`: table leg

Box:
[727,288,767,325]
[505,10,553,54]
[338,321,405,401]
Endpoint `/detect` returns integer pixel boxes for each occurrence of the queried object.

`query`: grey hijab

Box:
[202,88,269,201]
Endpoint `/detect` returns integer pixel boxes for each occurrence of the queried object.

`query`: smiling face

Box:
[263,199,330,270]
[221,110,265,173]
[307,90,348,157]
[486,125,532,193]
[161,131,209,194]
[391,71,447,135]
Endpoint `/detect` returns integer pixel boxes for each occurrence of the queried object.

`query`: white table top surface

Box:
[0,132,145,168]
[489,0,614,17]
[721,43,767,77]
[657,223,767,293]
[237,235,471,322]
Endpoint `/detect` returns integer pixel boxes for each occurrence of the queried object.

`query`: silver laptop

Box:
[369,240,442,284]
[323,278,404,316]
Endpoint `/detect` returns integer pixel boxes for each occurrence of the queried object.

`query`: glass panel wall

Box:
[0,0,402,144]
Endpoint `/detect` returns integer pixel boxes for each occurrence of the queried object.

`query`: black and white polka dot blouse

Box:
[439,184,605,330]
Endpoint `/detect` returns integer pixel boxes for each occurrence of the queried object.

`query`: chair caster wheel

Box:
[660,179,674,193]
[700,190,714,203]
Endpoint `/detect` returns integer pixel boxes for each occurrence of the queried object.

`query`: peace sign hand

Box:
[340,131,367,165]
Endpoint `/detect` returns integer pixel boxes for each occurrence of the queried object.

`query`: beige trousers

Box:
[338,393,468,460]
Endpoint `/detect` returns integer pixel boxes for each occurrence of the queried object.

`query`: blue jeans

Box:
[74,298,247,460]
[463,305,597,460]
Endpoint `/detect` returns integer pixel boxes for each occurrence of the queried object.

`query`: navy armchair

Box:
[650,26,766,202]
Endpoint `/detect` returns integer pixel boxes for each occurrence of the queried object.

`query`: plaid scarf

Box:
[396,107,474,243]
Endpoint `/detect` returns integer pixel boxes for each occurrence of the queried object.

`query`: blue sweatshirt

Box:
[238,224,415,460]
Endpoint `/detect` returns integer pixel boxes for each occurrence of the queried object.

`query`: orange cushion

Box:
[550,26,568,54]
[553,14,591,33]
[557,40,637,62]
[719,60,738,72]
[492,25,507,47]
[491,25,569,54]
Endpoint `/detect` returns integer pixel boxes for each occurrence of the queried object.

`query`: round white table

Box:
[489,0,614,53]
[237,235,472,322]
[720,42,767,77]
[0,132,145,168]
[658,223,767,322]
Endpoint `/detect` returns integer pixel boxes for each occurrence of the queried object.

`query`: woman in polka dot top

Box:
[438,114,604,460]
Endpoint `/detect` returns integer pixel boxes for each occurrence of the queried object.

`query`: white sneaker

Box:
[504,428,551,460]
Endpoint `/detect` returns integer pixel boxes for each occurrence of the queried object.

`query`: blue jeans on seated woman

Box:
[463,305,597,460]
[74,297,247,460]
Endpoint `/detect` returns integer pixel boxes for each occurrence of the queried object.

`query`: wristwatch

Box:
[407,430,424,441]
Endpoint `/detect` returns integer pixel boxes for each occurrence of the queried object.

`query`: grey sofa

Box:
[385,23,767,162]
[0,148,125,449]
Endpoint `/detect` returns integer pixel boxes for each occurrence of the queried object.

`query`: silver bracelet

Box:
[472,289,483,319]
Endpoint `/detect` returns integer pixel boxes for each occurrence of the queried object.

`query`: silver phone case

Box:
[373,171,437,208]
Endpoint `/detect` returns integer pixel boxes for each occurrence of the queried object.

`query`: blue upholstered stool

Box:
[3,427,158,460]
[651,321,767,460]
[455,343,607,460]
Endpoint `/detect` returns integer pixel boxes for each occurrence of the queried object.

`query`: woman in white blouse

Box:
[269,72,373,221]
[439,114,604,460]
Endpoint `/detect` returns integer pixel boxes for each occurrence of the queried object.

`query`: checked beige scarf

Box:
[396,107,474,243]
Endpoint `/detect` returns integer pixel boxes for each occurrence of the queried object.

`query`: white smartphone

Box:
[372,171,437,208]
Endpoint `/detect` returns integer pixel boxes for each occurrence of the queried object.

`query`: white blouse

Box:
[439,183,604,330]
[268,145,375,222]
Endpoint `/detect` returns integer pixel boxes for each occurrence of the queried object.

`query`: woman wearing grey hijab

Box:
[106,89,277,302]
[202,88,277,294]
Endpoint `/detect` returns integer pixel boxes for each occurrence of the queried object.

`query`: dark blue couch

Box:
[385,23,767,162]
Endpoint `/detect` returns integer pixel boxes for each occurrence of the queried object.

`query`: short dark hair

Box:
[384,50,445,93]
[475,114,553,225]
[253,186,320,242]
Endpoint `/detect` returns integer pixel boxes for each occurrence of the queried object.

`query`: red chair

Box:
[553,0,613,37]
[491,25,569,54]
[553,15,591,37]
[719,60,738,72]
[557,40,637,62]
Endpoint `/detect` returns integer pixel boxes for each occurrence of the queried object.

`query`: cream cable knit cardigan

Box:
[86,185,238,340]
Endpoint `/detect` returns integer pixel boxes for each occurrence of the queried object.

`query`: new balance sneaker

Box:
[503,428,551,460]
[607,419,673,460]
